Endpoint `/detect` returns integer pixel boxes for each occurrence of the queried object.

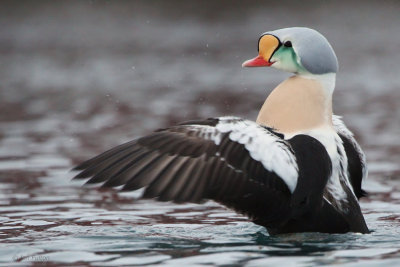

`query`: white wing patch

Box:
[332,115,368,181]
[185,124,224,145]
[214,117,299,193]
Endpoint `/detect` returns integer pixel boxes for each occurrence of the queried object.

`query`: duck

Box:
[73,27,369,235]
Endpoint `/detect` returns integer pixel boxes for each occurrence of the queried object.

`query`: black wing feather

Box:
[73,118,336,232]
[121,154,176,191]
[339,133,367,199]
[73,118,294,224]
[73,140,137,171]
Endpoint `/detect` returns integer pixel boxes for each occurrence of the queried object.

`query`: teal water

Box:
[1,167,400,265]
[1,1,400,266]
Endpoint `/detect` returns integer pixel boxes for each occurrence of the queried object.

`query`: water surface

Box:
[0,1,399,266]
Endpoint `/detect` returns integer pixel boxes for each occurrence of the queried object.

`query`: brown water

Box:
[0,1,400,266]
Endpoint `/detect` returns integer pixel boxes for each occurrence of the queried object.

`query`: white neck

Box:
[256,73,336,135]
[298,72,336,94]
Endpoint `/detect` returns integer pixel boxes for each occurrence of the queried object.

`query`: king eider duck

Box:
[73,27,369,235]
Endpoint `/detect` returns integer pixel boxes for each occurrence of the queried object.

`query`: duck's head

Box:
[243,27,338,75]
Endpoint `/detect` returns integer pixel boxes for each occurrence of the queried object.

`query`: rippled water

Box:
[1,1,400,266]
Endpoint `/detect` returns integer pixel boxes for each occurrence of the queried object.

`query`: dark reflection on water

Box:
[1,0,400,266]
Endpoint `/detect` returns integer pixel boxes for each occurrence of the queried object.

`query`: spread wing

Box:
[333,115,367,199]
[73,117,301,225]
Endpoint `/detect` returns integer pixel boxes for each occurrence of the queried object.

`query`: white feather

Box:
[332,115,368,181]
[184,117,299,193]
[215,117,299,193]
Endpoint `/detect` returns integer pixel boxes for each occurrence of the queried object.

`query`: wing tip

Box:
[71,162,87,172]
[178,118,219,127]
[72,171,90,180]
[360,189,368,198]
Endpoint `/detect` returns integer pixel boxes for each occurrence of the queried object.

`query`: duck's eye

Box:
[283,41,292,47]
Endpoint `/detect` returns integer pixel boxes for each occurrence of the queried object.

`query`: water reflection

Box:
[1,0,400,265]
